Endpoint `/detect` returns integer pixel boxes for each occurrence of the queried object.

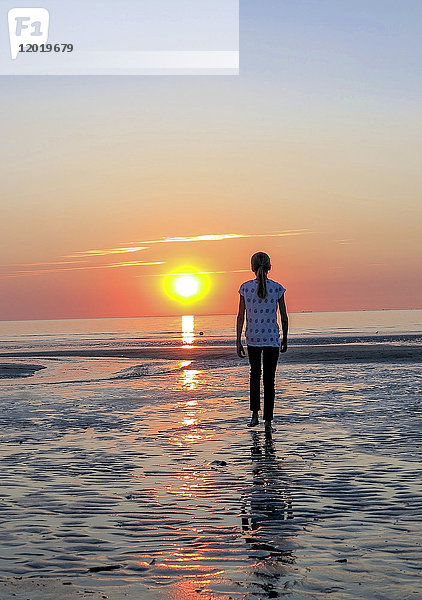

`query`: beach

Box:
[0,313,421,599]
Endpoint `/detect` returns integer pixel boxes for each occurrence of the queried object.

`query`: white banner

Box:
[1,0,239,75]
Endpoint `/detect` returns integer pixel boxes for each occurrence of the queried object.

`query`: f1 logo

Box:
[8,8,50,59]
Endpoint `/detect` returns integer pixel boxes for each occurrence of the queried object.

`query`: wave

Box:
[110,361,189,379]
[111,364,151,378]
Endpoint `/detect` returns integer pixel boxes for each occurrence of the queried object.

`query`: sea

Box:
[0,309,421,354]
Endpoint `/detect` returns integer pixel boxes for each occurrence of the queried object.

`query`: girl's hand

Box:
[280,341,287,353]
[237,341,246,358]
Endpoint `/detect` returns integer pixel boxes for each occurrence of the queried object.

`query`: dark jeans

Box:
[247,345,280,421]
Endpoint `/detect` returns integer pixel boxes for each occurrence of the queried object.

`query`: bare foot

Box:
[248,413,259,427]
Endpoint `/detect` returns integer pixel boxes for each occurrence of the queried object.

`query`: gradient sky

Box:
[1,0,421,319]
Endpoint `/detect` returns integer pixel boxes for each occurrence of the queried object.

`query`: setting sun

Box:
[175,275,199,298]
[163,269,210,305]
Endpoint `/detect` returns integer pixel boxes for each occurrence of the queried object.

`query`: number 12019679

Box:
[19,43,74,53]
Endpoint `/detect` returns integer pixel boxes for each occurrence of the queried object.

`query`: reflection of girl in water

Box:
[236,252,289,431]
[241,431,294,578]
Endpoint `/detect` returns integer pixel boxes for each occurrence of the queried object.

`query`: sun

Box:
[163,268,210,305]
[174,275,199,298]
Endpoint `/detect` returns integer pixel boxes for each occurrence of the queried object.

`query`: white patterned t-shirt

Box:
[238,278,286,347]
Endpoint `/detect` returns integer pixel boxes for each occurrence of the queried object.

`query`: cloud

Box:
[3,260,88,267]
[143,230,309,245]
[1,230,310,279]
[65,246,148,258]
[0,260,164,279]
[65,230,310,259]
[148,269,250,277]
[143,234,242,244]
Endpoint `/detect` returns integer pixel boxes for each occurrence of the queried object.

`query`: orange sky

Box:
[1,3,421,320]
[0,226,420,319]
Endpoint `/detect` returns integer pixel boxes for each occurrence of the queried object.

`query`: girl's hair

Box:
[251,252,271,299]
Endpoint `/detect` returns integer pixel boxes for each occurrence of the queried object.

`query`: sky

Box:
[1,0,421,319]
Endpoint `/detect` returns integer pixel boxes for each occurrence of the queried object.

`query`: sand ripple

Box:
[0,360,421,599]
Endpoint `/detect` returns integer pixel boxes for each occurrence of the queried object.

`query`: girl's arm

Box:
[236,294,246,357]
[278,294,288,352]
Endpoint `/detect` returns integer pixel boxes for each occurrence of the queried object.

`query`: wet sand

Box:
[0,353,421,599]
[1,340,421,372]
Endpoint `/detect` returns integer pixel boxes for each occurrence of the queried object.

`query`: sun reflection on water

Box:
[181,314,195,346]
[178,359,201,391]
[182,369,201,390]
[165,469,213,500]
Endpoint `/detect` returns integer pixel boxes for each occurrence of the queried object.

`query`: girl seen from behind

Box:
[236,252,288,432]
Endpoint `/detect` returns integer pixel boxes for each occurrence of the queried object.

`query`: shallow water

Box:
[0,310,421,354]
[0,356,421,599]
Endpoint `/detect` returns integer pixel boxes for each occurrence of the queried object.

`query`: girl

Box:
[236,252,288,432]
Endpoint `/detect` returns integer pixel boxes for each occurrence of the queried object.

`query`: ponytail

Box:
[251,252,271,299]
[256,265,268,299]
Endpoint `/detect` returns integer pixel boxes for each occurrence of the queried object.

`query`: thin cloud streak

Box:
[65,230,310,259]
[144,234,242,244]
[1,260,89,269]
[142,230,309,245]
[0,261,164,280]
[2,230,310,279]
[148,269,250,277]
[65,246,148,258]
